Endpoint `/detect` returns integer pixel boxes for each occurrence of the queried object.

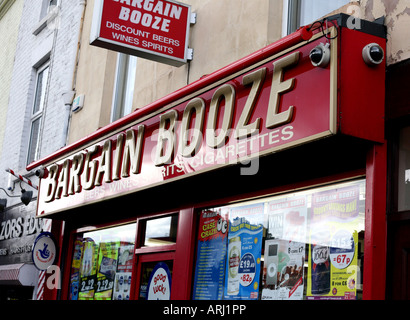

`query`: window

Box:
[40,0,58,20]
[192,179,365,300]
[27,63,49,165]
[285,0,350,34]
[67,213,178,301]
[68,223,137,300]
[111,54,137,122]
[142,214,178,247]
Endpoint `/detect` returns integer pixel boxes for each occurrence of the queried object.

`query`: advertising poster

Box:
[262,195,307,300]
[224,203,264,300]
[78,238,99,300]
[266,195,307,243]
[262,240,305,300]
[193,209,229,300]
[94,241,120,300]
[113,242,135,300]
[307,184,360,300]
[69,239,84,300]
[147,262,172,300]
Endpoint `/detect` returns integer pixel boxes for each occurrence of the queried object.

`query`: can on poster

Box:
[78,238,99,300]
[192,209,229,300]
[307,184,361,300]
[310,231,331,296]
[224,203,264,300]
[94,241,120,300]
[113,243,135,300]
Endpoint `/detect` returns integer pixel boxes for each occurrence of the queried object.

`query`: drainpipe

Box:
[60,0,87,148]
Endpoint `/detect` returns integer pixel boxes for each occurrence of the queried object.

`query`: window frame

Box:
[111,53,137,122]
[40,0,59,20]
[283,0,350,35]
[26,62,50,166]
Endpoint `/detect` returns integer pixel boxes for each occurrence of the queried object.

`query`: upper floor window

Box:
[27,62,49,165]
[285,0,350,34]
[111,54,137,122]
[40,0,59,20]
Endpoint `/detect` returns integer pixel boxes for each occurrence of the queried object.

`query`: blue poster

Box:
[193,209,229,300]
[224,203,264,300]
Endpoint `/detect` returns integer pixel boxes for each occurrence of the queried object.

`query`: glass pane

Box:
[398,126,410,211]
[139,261,173,300]
[32,66,49,115]
[27,117,41,165]
[68,223,136,300]
[143,215,178,247]
[299,0,350,26]
[112,54,137,122]
[192,179,365,300]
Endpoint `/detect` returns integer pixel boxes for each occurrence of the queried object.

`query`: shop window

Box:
[140,214,178,248]
[284,0,350,34]
[68,223,136,300]
[192,179,365,300]
[398,126,410,211]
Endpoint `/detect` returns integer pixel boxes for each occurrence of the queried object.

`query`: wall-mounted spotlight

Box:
[20,189,33,206]
[309,43,330,68]
[362,43,384,66]
[0,187,33,211]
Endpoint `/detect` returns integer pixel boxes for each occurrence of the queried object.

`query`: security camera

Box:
[309,43,330,68]
[362,43,384,66]
[35,167,45,178]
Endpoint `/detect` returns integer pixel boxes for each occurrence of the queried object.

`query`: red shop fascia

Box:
[27,14,387,301]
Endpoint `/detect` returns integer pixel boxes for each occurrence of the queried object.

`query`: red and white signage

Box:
[31,22,386,217]
[90,0,192,66]
[147,262,172,300]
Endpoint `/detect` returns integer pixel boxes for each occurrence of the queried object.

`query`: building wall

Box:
[66,0,410,150]
[360,0,410,65]
[0,0,84,206]
[327,0,410,65]
[0,0,24,158]
[67,0,283,143]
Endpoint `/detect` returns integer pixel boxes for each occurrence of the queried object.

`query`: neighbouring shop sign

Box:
[0,204,44,265]
[90,0,192,67]
[33,23,386,217]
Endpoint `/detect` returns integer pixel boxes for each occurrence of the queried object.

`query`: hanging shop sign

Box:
[0,204,43,265]
[31,21,386,217]
[90,0,192,67]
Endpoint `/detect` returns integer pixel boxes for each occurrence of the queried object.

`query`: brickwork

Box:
[0,0,84,207]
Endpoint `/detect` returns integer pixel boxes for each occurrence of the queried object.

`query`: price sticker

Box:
[329,229,355,269]
[238,253,256,287]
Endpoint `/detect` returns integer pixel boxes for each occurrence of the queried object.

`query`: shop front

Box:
[27,14,387,301]
[0,200,43,300]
